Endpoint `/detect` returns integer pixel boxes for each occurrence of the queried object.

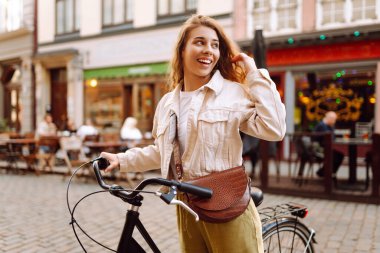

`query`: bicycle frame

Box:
[86,159,210,252]
[117,205,160,253]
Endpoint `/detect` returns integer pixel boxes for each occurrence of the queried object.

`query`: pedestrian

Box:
[100,14,286,253]
[313,111,344,178]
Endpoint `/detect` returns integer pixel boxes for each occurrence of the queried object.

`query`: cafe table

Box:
[333,137,372,188]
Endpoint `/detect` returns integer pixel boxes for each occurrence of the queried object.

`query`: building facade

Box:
[240,0,380,136]
[0,0,35,133]
[37,0,234,134]
[35,0,379,138]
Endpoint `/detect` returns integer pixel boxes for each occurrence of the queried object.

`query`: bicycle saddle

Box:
[251,187,264,207]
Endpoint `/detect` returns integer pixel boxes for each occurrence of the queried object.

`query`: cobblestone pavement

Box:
[1,171,379,253]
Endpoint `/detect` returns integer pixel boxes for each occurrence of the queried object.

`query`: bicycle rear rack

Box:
[259,202,308,223]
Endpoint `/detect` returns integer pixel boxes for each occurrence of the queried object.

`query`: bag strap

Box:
[169,113,184,181]
[169,88,209,181]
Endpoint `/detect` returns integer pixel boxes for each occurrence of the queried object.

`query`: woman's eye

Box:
[212,43,219,48]
[195,41,203,45]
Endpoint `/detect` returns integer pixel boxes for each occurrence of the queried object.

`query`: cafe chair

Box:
[242,140,280,182]
[37,136,60,173]
[293,135,324,186]
[60,135,89,180]
[364,151,372,191]
[0,133,19,172]
[82,134,100,158]
[355,122,372,139]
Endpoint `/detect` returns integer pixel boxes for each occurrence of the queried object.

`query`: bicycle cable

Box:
[66,160,159,252]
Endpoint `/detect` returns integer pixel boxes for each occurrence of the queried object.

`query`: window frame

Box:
[55,0,80,35]
[351,0,378,22]
[316,0,380,30]
[276,0,298,31]
[247,0,301,37]
[0,0,23,33]
[101,0,134,28]
[156,0,197,19]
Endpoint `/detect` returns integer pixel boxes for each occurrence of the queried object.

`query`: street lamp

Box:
[253,26,267,69]
[253,26,269,188]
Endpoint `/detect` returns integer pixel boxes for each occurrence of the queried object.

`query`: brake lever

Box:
[169,199,199,222]
[156,186,200,222]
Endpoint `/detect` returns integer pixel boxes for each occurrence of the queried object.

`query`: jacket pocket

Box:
[198,110,229,146]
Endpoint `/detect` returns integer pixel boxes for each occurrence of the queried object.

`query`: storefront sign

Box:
[268,39,380,67]
[301,84,363,121]
[84,62,169,80]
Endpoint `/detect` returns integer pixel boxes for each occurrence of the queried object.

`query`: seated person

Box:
[62,118,77,135]
[313,111,344,178]
[37,113,57,137]
[120,117,144,181]
[36,113,59,168]
[76,119,99,157]
[77,119,99,140]
[120,117,143,147]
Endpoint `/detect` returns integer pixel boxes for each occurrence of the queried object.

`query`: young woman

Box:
[101,15,286,253]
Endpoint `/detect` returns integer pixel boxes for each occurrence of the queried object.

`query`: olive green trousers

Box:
[176,194,264,253]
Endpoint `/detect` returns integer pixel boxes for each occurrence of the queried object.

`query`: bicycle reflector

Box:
[292,208,308,218]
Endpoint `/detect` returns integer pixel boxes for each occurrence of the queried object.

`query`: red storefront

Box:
[266,39,379,134]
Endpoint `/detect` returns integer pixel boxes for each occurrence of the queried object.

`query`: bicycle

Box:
[259,202,316,253]
[67,158,316,252]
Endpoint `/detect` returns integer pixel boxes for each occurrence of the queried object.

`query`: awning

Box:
[84,62,169,80]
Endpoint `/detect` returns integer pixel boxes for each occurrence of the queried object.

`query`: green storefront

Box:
[83,62,169,134]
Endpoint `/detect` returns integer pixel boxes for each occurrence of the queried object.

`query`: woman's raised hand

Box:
[231,53,258,74]
[100,152,120,173]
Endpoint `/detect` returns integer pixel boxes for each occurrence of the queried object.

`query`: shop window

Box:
[56,0,80,35]
[2,65,21,132]
[85,83,123,133]
[0,0,23,33]
[157,0,197,17]
[102,0,134,27]
[294,68,376,131]
[136,84,155,132]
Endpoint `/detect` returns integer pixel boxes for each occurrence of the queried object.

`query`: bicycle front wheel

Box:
[262,217,315,253]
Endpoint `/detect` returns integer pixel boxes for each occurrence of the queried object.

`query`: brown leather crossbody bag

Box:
[169,113,251,223]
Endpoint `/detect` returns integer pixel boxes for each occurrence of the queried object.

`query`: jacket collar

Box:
[164,70,224,113]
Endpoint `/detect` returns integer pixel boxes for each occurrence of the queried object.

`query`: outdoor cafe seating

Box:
[291,134,324,186]
[59,135,89,179]
[0,133,60,175]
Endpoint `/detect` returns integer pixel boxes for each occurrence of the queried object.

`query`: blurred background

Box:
[0,0,379,136]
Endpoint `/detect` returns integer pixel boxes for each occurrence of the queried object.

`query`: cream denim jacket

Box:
[117,69,286,180]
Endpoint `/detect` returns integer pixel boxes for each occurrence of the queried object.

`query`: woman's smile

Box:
[182,25,220,91]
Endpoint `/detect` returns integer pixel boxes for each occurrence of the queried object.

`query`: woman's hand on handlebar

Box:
[99,152,120,173]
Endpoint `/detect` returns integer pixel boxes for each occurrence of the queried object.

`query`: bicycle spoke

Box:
[262,221,314,253]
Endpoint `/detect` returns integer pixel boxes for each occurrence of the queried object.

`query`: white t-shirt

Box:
[178,90,197,155]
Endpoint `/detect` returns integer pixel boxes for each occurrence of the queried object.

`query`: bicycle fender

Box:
[262,217,317,244]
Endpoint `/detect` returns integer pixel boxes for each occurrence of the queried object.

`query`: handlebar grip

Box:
[177,182,213,199]
[93,157,110,170]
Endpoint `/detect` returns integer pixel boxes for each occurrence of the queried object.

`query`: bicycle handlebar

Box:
[92,158,213,200]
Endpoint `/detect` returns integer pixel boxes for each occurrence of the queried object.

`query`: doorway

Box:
[50,68,67,130]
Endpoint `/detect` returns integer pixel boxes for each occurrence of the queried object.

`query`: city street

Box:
[0,171,379,253]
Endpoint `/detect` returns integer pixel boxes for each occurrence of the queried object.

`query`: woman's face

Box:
[182,25,220,83]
